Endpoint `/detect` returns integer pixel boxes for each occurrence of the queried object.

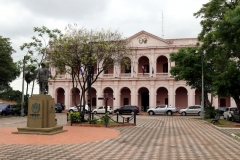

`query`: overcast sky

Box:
[0,0,209,94]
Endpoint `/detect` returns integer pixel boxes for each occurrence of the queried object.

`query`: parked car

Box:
[68,104,89,113]
[0,103,11,116]
[215,107,227,116]
[60,103,66,110]
[223,107,238,120]
[114,105,139,114]
[92,106,112,114]
[231,109,240,122]
[55,103,63,113]
[179,105,201,116]
[147,104,178,116]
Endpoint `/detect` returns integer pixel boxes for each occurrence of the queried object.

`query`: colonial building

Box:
[49,31,236,111]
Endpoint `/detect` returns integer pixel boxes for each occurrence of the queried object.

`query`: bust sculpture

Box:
[37,63,49,94]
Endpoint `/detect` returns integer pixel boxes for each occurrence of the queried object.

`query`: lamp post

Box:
[196,50,205,120]
[201,50,206,120]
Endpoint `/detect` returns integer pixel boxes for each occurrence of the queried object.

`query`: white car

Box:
[68,105,89,113]
[92,106,112,114]
[179,105,201,116]
[223,107,238,120]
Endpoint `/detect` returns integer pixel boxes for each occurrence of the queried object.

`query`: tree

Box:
[194,0,240,110]
[47,25,132,120]
[19,26,62,96]
[0,36,21,91]
[0,86,22,103]
[170,47,215,106]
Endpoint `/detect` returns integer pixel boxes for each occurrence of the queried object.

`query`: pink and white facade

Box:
[49,31,236,111]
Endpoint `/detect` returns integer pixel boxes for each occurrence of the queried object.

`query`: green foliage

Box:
[0,86,22,103]
[0,36,21,90]
[100,114,110,124]
[19,26,63,95]
[90,118,98,124]
[170,47,214,105]
[205,105,216,119]
[47,25,132,109]
[194,0,240,110]
[69,112,81,123]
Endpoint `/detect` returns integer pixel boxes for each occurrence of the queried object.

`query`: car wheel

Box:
[94,111,97,114]
[2,112,6,116]
[59,110,62,113]
[198,112,201,116]
[167,111,172,116]
[69,110,73,113]
[107,111,110,114]
[148,111,154,115]
[231,117,235,122]
[116,111,120,114]
[181,112,186,116]
[131,111,135,115]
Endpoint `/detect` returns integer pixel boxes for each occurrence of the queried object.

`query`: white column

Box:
[150,49,155,77]
[168,83,174,107]
[65,82,70,109]
[113,83,119,109]
[150,81,155,108]
[131,81,137,105]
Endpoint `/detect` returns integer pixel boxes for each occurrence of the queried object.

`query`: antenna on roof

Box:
[162,10,164,38]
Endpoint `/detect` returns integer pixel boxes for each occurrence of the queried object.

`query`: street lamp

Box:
[196,50,205,120]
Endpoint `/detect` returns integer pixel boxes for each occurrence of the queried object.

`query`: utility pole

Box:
[21,56,26,116]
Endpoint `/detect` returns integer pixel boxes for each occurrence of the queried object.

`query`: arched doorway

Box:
[138,56,149,76]
[218,97,230,107]
[138,87,149,112]
[175,87,188,109]
[156,56,168,73]
[71,88,80,106]
[103,87,114,107]
[56,87,65,104]
[89,87,97,109]
[156,87,168,105]
[120,87,131,106]
[195,89,201,105]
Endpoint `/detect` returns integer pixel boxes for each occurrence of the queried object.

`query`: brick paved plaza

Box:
[0,114,240,160]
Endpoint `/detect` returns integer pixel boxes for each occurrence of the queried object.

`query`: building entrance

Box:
[141,92,149,112]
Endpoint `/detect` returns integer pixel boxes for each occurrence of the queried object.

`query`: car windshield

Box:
[0,105,8,109]
[0,103,9,107]
[230,108,237,111]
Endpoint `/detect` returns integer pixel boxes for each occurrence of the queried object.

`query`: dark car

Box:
[60,103,66,110]
[55,103,63,113]
[0,103,11,116]
[215,107,227,116]
[114,105,139,114]
[231,109,240,122]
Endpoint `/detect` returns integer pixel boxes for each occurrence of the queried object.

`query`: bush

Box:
[90,118,98,124]
[205,105,217,119]
[100,114,110,124]
[69,112,81,123]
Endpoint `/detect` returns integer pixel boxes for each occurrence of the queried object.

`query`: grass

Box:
[193,117,236,125]
[81,121,118,125]
[236,134,240,137]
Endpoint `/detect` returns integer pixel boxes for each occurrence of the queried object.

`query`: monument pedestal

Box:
[13,94,67,135]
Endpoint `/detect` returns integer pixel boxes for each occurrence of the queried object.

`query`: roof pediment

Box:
[127,30,172,48]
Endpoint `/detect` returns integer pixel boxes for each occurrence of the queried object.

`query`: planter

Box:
[68,122,135,127]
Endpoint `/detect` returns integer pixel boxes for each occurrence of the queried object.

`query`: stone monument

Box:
[13,63,67,135]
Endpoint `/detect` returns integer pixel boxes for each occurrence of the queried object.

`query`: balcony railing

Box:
[119,73,131,77]
[102,74,114,78]
[137,73,150,77]
[156,73,169,77]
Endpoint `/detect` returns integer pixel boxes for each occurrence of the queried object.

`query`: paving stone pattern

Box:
[0,114,240,159]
